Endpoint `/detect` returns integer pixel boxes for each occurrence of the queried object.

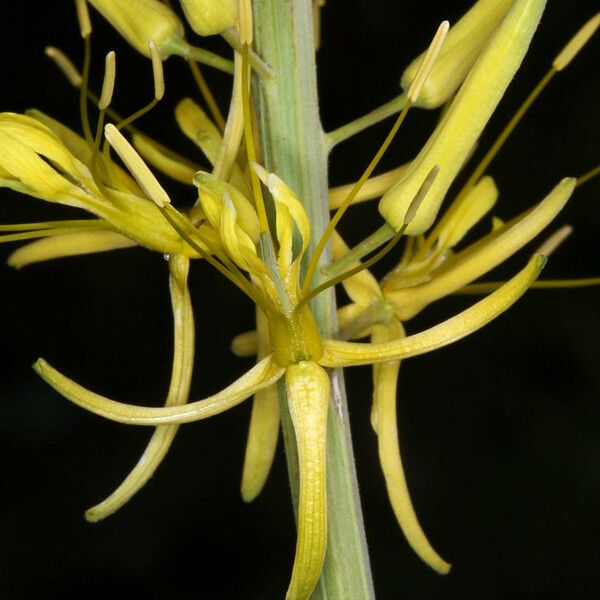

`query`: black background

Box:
[1,1,599,598]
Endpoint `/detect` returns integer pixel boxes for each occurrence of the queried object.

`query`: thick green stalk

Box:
[253,2,375,598]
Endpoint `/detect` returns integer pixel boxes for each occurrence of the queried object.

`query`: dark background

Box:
[1,1,599,598]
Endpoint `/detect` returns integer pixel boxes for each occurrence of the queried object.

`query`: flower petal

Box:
[85,255,195,521]
[7,230,136,269]
[34,355,284,425]
[371,321,451,574]
[241,308,280,502]
[285,361,329,600]
[385,178,574,319]
[321,254,546,367]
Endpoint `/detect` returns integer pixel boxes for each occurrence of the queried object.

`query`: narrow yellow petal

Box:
[371,322,451,574]
[241,309,281,502]
[7,231,136,269]
[285,361,329,600]
[253,163,312,261]
[380,0,547,234]
[434,175,498,250]
[385,178,574,320]
[86,255,194,522]
[241,384,280,502]
[33,355,284,425]
[320,254,546,367]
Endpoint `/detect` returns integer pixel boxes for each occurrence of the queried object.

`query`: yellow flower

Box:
[2,2,598,599]
[31,142,546,597]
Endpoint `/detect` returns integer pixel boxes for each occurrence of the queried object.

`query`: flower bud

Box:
[401,0,513,109]
[179,0,238,36]
[88,0,184,58]
[380,0,546,235]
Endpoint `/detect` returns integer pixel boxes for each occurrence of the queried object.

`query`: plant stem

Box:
[253,2,375,598]
[327,93,408,147]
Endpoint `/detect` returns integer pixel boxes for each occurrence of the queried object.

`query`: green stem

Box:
[327,93,407,147]
[164,35,234,75]
[253,2,375,599]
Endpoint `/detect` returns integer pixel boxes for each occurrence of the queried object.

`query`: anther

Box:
[553,13,600,71]
[45,46,83,88]
[98,51,116,110]
[75,0,92,38]
[407,21,450,103]
[104,124,171,208]
[535,224,573,257]
[148,40,165,101]
[403,165,440,225]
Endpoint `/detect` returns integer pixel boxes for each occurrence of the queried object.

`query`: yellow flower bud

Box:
[401,0,514,109]
[87,0,184,58]
[380,0,546,235]
[179,0,238,36]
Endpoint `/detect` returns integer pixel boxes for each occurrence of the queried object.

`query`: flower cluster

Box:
[1,1,598,598]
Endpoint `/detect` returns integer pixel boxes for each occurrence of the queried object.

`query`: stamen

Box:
[75,0,92,38]
[241,34,270,235]
[576,164,600,188]
[301,167,439,307]
[148,40,165,101]
[303,21,448,295]
[104,123,171,207]
[98,51,116,110]
[45,46,82,87]
[328,164,409,209]
[535,224,572,257]
[406,21,450,103]
[432,13,600,258]
[553,13,600,71]
[187,60,226,131]
[79,34,94,144]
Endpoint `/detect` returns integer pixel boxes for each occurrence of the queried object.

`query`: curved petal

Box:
[321,254,546,367]
[34,355,284,425]
[285,361,329,600]
[86,255,194,521]
[371,321,451,574]
[241,308,280,502]
[384,178,574,319]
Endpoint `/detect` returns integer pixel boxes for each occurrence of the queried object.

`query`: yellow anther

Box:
[401,0,513,108]
[75,0,92,37]
[380,0,547,235]
[45,46,83,88]
[535,224,573,257]
[148,40,165,101]
[406,21,450,103]
[104,123,171,208]
[98,51,116,110]
[553,12,600,71]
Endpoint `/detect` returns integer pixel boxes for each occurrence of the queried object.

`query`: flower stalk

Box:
[252,1,375,597]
